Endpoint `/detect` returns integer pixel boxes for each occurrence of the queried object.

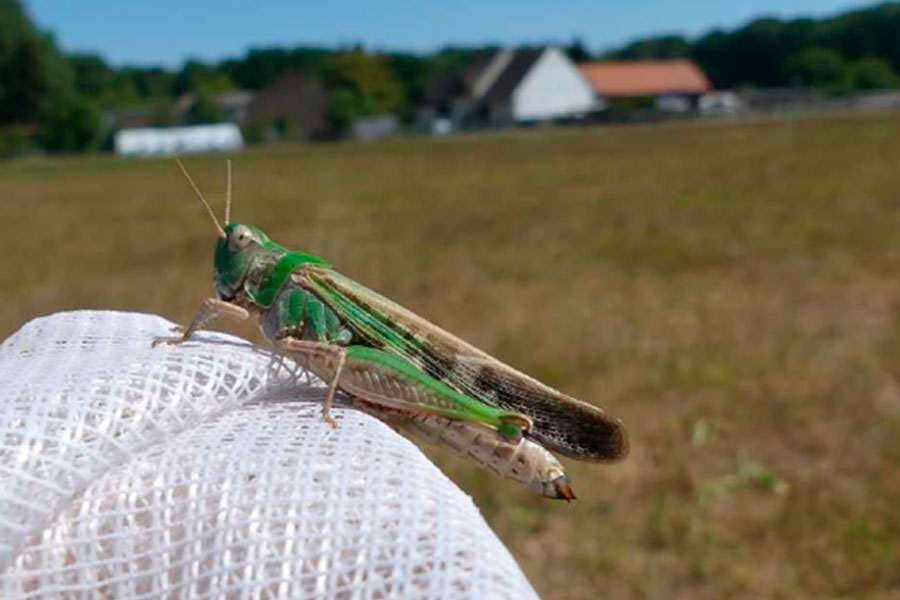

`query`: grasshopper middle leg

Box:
[276,337,347,428]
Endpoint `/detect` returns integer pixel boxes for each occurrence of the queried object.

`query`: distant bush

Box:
[852,57,900,90]
[785,48,853,96]
[241,121,265,144]
[185,91,224,125]
[0,126,38,158]
[40,97,101,152]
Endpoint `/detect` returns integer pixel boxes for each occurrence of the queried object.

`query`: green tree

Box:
[69,53,113,97]
[0,0,75,124]
[608,35,691,60]
[104,74,140,105]
[222,46,332,90]
[70,55,145,105]
[385,52,431,118]
[692,18,815,88]
[610,4,900,90]
[565,38,592,63]
[326,88,367,134]
[127,67,176,99]
[816,3,900,74]
[0,0,97,153]
[40,96,100,151]
[852,56,900,90]
[785,47,853,95]
[323,51,403,133]
[174,60,235,95]
[185,90,223,124]
[432,46,500,72]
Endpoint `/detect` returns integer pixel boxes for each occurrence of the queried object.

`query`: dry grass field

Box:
[2,113,900,599]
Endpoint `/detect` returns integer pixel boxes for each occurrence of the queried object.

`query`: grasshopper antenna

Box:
[225,159,232,225]
[175,156,226,239]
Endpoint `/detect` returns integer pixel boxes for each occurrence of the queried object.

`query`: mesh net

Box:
[0,311,539,599]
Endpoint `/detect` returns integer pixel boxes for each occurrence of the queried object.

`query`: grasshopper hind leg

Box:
[354,398,575,501]
[276,338,532,440]
[266,288,533,439]
[497,414,532,442]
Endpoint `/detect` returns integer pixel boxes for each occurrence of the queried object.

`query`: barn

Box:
[578,60,712,112]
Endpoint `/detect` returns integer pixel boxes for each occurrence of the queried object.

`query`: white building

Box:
[499,47,603,122]
[114,124,244,158]
[421,46,602,130]
[352,114,399,142]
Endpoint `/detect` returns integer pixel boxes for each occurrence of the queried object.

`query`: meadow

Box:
[2,113,899,599]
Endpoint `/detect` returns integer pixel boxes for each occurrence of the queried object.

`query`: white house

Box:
[114,124,244,158]
[506,47,603,122]
[422,46,602,130]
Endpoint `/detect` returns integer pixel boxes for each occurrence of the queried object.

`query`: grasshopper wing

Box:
[300,268,628,462]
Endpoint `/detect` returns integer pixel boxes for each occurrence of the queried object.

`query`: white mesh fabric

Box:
[0,311,539,599]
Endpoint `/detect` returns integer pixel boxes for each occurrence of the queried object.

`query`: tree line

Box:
[607,3,900,93]
[1,0,899,156]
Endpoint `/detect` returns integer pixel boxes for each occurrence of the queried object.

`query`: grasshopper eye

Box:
[230,225,253,250]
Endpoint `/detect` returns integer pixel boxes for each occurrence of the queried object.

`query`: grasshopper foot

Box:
[151,336,187,348]
[322,410,339,429]
[151,325,192,348]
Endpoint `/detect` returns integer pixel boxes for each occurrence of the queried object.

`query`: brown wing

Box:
[303,267,629,461]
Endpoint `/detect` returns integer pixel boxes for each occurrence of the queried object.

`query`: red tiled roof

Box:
[579,60,711,97]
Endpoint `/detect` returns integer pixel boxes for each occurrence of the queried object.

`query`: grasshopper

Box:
[155,159,628,499]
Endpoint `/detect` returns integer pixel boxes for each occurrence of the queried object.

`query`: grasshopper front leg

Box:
[152,298,249,347]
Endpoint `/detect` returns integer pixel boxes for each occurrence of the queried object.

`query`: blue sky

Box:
[28,1,868,67]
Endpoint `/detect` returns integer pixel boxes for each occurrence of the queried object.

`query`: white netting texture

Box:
[0,311,539,599]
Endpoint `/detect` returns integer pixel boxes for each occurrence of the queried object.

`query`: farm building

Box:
[244,71,330,142]
[578,60,712,112]
[107,91,257,133]
[114,124,243,157]
[352,115,399,142]
[421,46,600,131]
[174,91,256,125]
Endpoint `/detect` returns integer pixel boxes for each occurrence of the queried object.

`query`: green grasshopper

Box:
[155,159,628,499]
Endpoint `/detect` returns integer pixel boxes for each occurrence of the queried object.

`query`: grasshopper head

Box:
[214,223,270,301]
[172,158,283,302]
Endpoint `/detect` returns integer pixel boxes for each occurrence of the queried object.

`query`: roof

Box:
[216,90,256,109]
[246,71,329,138]
[110,106,156,129]
[423,49,502,106]
[174,91,256,116]
[463,49,504,91]
[423,69,467,106]
[578,60,711,97]
[480,48,545,105]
